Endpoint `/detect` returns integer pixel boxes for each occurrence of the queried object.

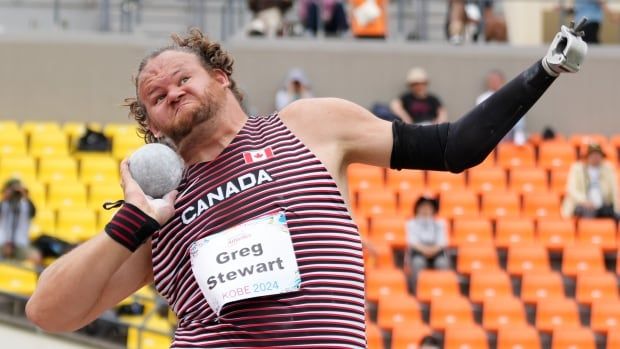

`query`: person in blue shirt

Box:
[572,0,619,43]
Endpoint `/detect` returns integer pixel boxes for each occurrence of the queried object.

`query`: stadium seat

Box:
[456,243,500,275]
[469,269,512,304]
[570,133,608,150]
[369,214,407,249]
[391,323,432,349]
[482,296,527,331]
[496,143,536,169]
[427,171,466,192]
[510,167,548,194]
[0,155,36,184]
[0,130,27,156]
[506,243,551,276]
[0,263,37,296]
[29,208,56,239]
[385,169,424,192]
[608,330,620,349]
[496,324,541,349]
[88,182,124,209]
[444,324,489,349]
[21,121,61,136]
[55,207,98,244]
[562,243,605,277]
[520,271,565,305]
[80,156,119,184]
[396,188,428,217]
[576,219,617,252]
[495,217,536,249]
[590,298,620,334]
[357,188,397,217]
[538,142,576,170]
[350,0,387,38]
[536,297,580,332]
[522,192,561,218]
[377,293,422,331]
[551,326,596,349]
[438,189,479,218]
[365,267,408,303]
[481,191,521,218]
[467,167,507,193]
[111,132,146,161]
[366,239,394,269]
[29,130,69,158]
[416,269,460,303]
[38,156,78,184]
[429,295,474,330]
[575,272,619,306]
[451,217,493,247]
[549,168,569,193]
[48,181,87,209]
[366,321,385,349]
[24,180,46,209]
[536,217,576,252]
[126,322,173,349]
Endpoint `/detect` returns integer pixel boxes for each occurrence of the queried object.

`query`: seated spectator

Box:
[299,0,349,37]
[476,70,526,145]
[420,335,442,349]
[0,178,40,265]
[562,143,620,220]
[405,196,450,290]
[275,68,314,110]
[247,0,293,37]
[481,0,507,42]
[390,67,447,124]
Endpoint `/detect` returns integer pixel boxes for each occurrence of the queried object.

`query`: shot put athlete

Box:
[27,20,588,348]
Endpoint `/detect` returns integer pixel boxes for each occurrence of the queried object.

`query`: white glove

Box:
[542,17,589,77]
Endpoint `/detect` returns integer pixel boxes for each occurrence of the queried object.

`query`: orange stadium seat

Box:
[522,192,561,218]
[576,218,617,252]
[350,0,387,38]
[385,169,424,192]
[481,191,520,219]
[467,167,507,193]
[590,298,620,334]
[575,272,618,306]
[366,321,385,349]
[495,217,536,249]
[562,243,605,277]
[549,168,569,193]
[536,297,580,332]
[506,243,550,276]
[570,133,608,149]
[496,143,536,169]
[391,323,432,349]
[520,271,565,305]
[469,269,512,304]
[477,152,497,168]
[451,217,493,247]
[496,324,541,349]
[444,324,489,349]
[365,267,408,303]
[551,326,596,349]
[356,188,397,217]
[347,163,384,193]
[416,269,460,303]
[365,239,394,269]
[438,189,479,219]
[456,243,499,275]
[427,171,466,192]
[429,295,474,330]
[396,188,429,217]
[377,293,422,331]
[510,167,548,194]
[610,331,620,349]
[536,217,576,252]
[369,214,407,249]
[482,296,527,331]
[538,142,576,170]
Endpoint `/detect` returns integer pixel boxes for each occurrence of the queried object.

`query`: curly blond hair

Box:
[124,28,243,143]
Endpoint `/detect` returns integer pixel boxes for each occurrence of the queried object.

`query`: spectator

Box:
[569,0,620,44]
[562,143,620,220]
[275,68,314,110]
[481,0,507,42]
[405,196,449,291]
[299,0,349,37]
[390,67,447,125]
[247,0,293,37]
[420,335,442,349]
[445,0,481,44]
[0,178,39,263]
[476,70,526,145]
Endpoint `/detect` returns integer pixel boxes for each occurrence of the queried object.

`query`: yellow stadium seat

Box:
[38,156,78,184]
[96,206,118,232]
[89,182,123,210]
[55,207,97,244]
[0,263,38,296]
[0,120,20,133]
[0,130,27,156]
[80,156,119,185]
[47,181,87,209]
[29,208,56,239]
[23,180,46,209]
[62,122,103,150]
[104,123,141,139]
[126,322,173,349]
[29,131,69,158]
[0,156,36,184]
[21,121,61,136]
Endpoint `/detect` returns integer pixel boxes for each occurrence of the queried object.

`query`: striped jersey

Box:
[151,113,366,348]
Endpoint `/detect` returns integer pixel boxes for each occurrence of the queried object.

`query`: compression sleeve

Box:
[390,60,556,173]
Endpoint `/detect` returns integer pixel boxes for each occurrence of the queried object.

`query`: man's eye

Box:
[181,77,189,84]
[156,95,165,103]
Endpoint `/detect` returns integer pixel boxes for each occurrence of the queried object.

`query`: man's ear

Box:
[211,69,231,88]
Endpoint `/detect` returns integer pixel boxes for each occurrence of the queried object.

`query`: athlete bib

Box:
[189,212,301,316]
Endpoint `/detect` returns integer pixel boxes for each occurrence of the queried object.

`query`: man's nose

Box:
[168,88,185,103]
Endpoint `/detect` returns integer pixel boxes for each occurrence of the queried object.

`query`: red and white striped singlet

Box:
[152,113,366,348]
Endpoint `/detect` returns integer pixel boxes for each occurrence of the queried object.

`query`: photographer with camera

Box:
[0,178,37,262]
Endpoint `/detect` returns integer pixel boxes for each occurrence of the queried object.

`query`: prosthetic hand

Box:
[542,17,589,77]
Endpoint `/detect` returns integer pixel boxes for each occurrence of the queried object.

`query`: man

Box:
[389,66,448,125]
[562,143,619,219]
[0,178,37,262]
[27,21,587,347]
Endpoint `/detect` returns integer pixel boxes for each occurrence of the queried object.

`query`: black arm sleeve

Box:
[390,60,556,173]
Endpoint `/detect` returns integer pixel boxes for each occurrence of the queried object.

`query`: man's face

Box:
[137,50,227,144]
[409,82,428,97]
[587,151,604,167]
[487,72,504,92]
